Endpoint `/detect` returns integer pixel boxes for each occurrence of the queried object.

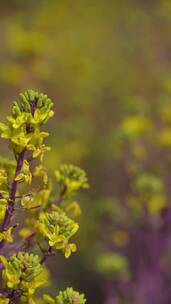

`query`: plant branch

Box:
[54,186,67,205]
[40,246,56,264]
[0,149,26,251]
[18,232,36,252]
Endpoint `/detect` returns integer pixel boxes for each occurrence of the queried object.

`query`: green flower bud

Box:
[43,288,86,304]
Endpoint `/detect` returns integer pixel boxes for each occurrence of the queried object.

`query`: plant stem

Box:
[54,186,67,205]
[18,232,36,252]
[40,246,54,264]
[0,149,26,251]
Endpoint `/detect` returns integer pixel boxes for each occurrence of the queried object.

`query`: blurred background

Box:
[1,0,171,303]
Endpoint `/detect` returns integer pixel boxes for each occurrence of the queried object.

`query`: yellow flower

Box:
[31,109,54,125]
[0,227,14,243]
[7,112,30,129]
[0,169,7,186]
[15,160,32,184]
[0,198,7,221]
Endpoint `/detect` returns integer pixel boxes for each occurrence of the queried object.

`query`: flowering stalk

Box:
[0,90,88,303]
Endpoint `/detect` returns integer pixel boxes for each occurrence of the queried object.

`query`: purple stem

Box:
[40,246,55,264]
[54,186,67,205]
[17,232,36,252]
[0,149,26,251]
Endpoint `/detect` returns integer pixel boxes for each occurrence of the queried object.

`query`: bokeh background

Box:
[1,1,171,303]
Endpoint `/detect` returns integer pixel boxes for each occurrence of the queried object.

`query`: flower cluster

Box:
[55,164,89,196]
[0,252,43,294]
[0,252,46,296]
[0,89,54,154]
[37,209,79,258]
